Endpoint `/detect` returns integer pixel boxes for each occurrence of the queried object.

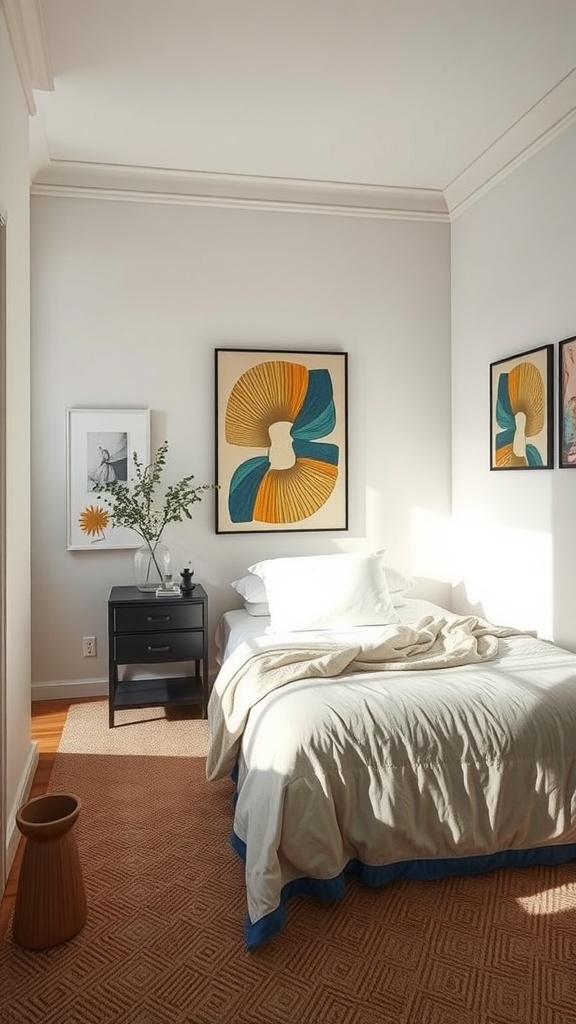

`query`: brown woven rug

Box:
[3,702,576,1024]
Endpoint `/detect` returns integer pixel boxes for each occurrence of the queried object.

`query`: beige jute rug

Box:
[58,700,210,757]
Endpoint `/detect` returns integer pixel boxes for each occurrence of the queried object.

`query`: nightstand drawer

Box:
[113,602,203,634]
[114,630,205,664]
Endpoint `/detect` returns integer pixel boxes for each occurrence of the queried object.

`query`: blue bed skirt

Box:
[231,831,576,949]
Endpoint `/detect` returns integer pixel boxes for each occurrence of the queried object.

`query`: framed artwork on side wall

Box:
[559,335,576,468]
[215,349,348,533]
[489,344,554,470]
[66,407,150,549]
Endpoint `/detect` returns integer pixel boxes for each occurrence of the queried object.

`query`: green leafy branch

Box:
[96,440,216,554]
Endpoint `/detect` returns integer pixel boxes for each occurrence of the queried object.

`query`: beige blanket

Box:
[206,614,525,781]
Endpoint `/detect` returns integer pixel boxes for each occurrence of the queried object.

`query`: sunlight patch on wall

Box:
[452,516,553,637]
[409,507,452,582]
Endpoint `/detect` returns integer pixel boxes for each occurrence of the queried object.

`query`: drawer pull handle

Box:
[147,644,170,652]
[147,615,171,622]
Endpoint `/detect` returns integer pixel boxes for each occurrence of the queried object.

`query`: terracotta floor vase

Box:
[13,792,87,950]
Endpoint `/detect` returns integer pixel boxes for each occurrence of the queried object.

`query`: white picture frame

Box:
[66,408,150,550]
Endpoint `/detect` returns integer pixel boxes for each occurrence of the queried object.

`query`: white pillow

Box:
[385,566,415,595]
[231,563,414,611]
[243,599,270,617]
[247,552,398,632]
[231,575,268,603]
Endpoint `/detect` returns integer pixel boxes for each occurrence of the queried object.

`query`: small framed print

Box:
[215,348,348,533]
[490,345,553,470]
[66,408,150,549]
[559,335,576,468]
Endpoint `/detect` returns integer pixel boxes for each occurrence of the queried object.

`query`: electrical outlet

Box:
[82,636,97,658]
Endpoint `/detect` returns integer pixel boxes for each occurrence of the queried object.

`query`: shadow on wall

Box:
[451,581,487,621]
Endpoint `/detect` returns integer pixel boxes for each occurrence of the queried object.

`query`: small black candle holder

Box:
[180,567,195,593]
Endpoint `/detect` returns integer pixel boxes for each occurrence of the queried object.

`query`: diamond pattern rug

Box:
[2,702,576,1023]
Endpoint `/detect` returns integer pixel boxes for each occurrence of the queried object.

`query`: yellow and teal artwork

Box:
[215,350,348,533]
[490,344,553,470]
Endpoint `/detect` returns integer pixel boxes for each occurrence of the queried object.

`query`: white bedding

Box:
[207,601,576,948]
[214,598,449,664]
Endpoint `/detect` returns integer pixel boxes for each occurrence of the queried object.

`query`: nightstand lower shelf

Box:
[113,676,204,711]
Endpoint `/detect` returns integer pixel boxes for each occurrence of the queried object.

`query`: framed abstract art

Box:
[66,407,150,549]
[489,344,553,470]
[215,349,348,533]
[559,335,576,468]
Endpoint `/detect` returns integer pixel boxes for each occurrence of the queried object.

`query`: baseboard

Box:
[31,677,108,701]
[5,739,39,876]
[31,673,218,702]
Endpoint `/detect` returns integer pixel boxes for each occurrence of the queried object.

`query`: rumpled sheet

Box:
[206,614,576,947]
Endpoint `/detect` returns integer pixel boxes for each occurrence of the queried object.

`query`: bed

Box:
[206,552,576,949]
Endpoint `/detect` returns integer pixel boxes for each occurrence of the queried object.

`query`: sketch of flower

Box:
[78,505,109,541]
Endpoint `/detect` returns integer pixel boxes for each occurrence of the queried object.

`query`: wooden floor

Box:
[0,697,105,940]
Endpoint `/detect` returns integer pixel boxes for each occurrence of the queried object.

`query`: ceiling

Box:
[5,0,576,218]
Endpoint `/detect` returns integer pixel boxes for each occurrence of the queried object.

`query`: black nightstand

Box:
[107,585,208,728]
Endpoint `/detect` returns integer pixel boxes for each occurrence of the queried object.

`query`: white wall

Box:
[30,196,451,693]
[451,123,576,648]
[0,7,34,874]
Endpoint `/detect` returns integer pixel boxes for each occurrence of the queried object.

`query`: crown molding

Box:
[445,68,576,218]
[25,63,576,219]
[30,162,450,221]
[2,0,53,114]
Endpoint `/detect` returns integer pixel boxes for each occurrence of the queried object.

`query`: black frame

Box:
[559,335,576,468]
[489,344,554,470]
[215,348,348,534]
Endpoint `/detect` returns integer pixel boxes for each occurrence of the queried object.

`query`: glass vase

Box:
[133,540,172,592]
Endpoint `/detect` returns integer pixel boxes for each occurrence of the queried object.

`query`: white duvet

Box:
[207,603,576,946]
